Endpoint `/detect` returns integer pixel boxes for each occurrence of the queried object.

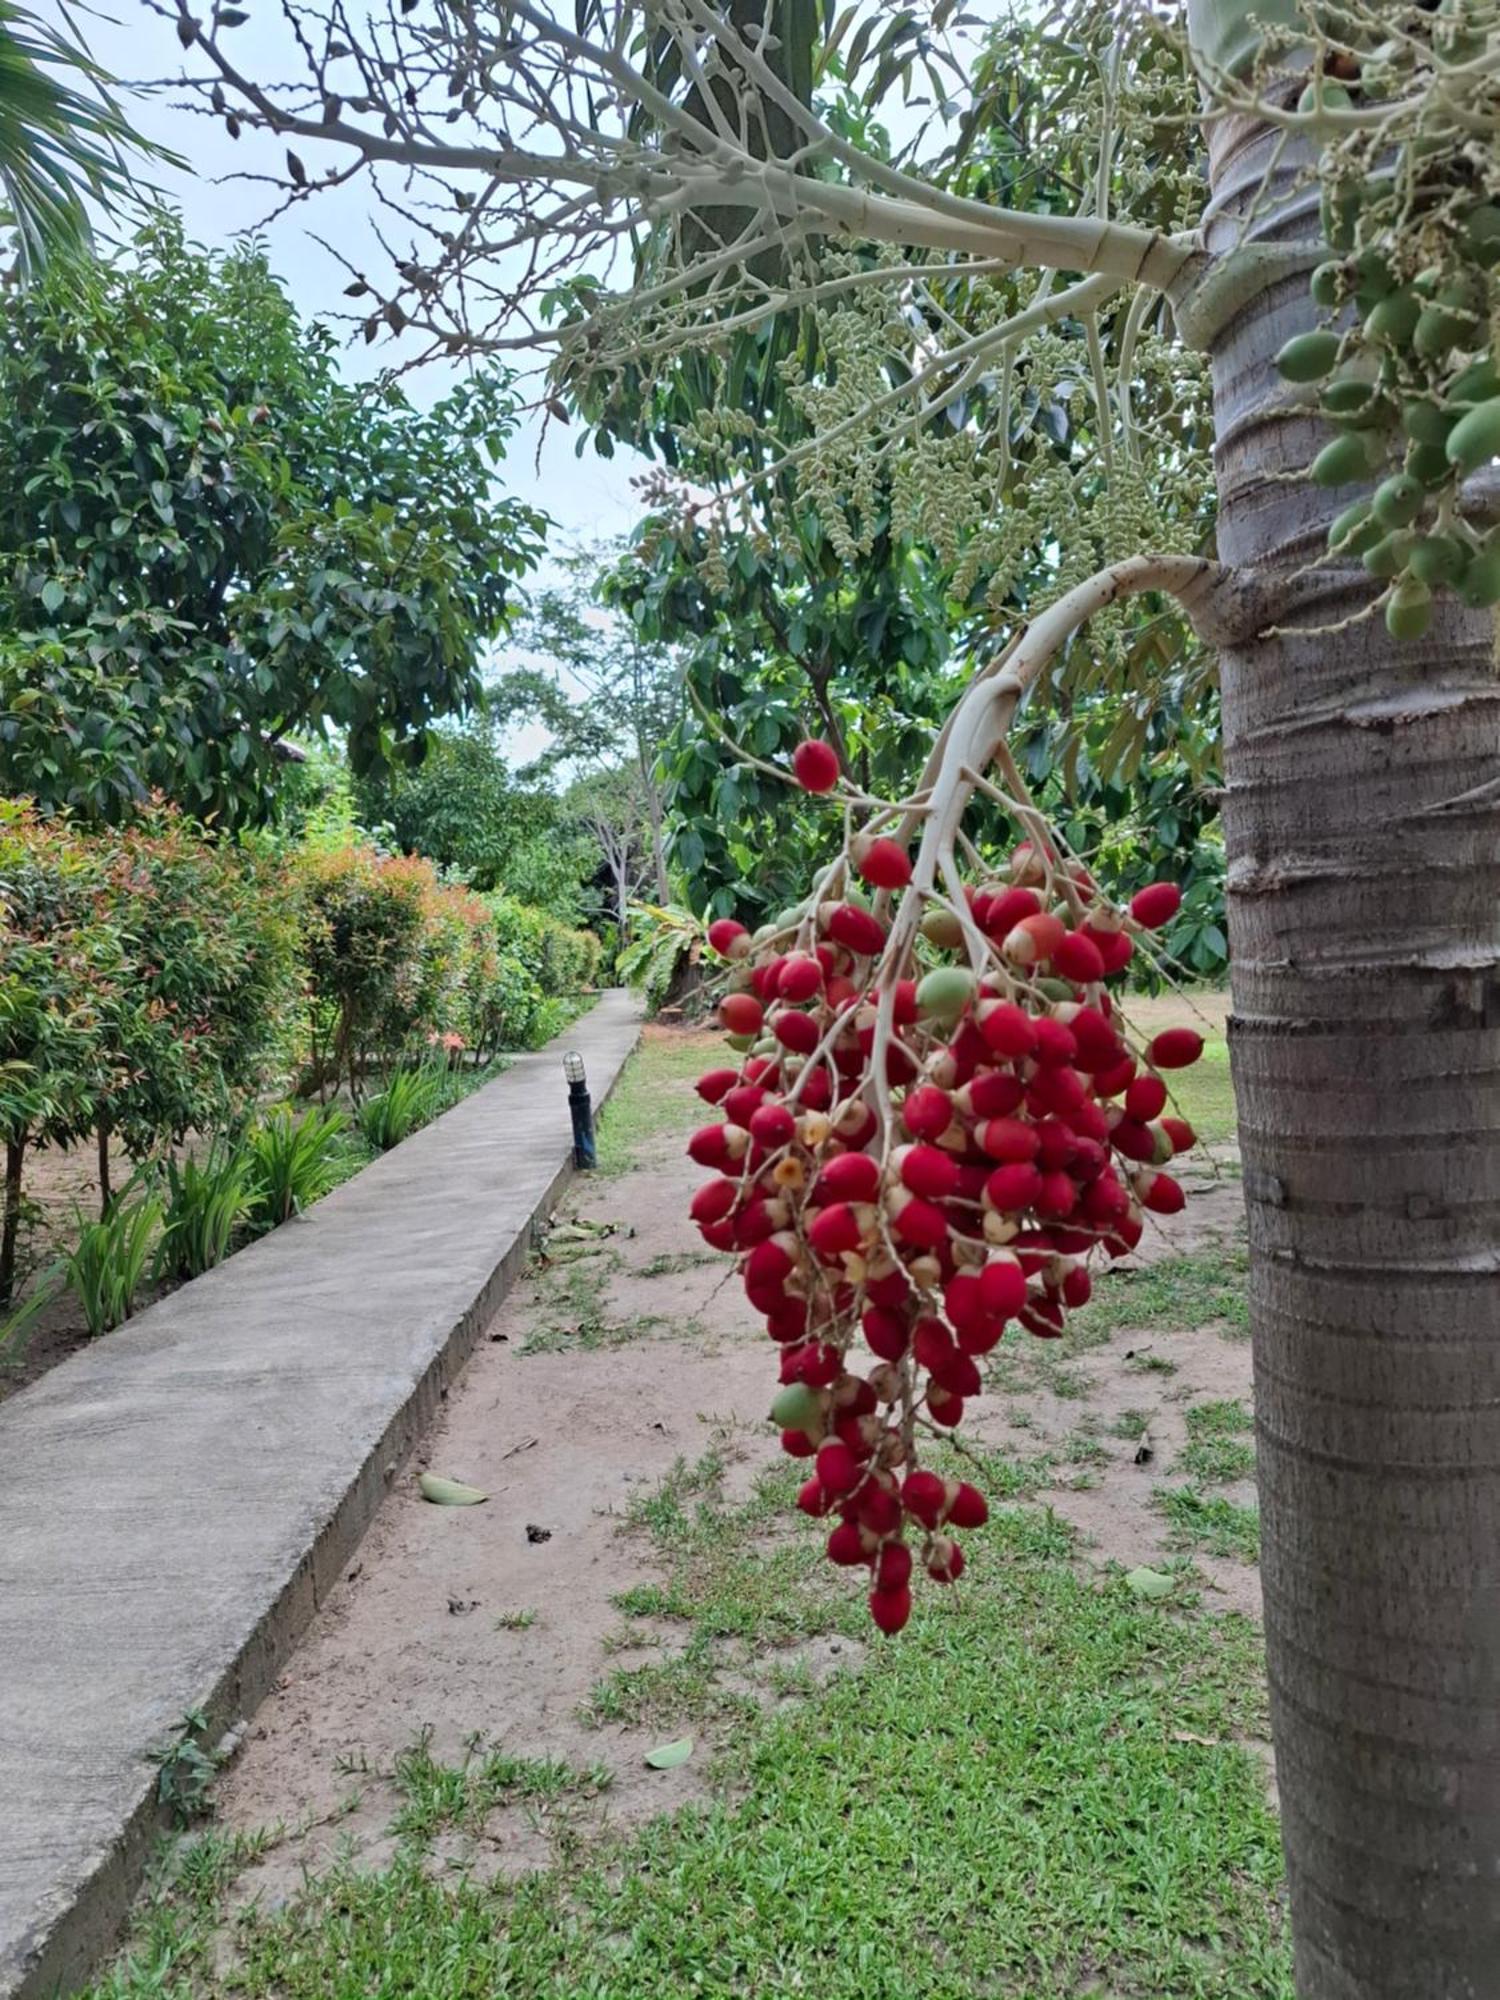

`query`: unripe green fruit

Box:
[1352,250,1394,302]
[1327,499,1380,557]
[1363,531,1414,580]
[725,1031,756,1053]
[1407,535,1466,587]
[1297,80,1351,116]
[1035,977,1075,1004]
[1385,575,1432,641]
[1401,399,1454,450]
[1309,262,1343,310]
[1310,432,1376,487]
[1444,397,1500,477]
[1363,290,1420,347]
[1458,540,1500,609]
[1275,329,1341,384]
[915,965,976,1021]
[1451,359,1500,405]
[771,1383,824,1434]
[1464,204,1500,272]
[1414,300,1472,363]
[920,908,964,950]
[1372,473,1423,528]
[1406,442,1452,488]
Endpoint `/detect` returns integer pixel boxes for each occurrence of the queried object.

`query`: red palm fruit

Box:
[1036,1170,1079,1219]
[1031,1016,1078,1067]
[1150,1028,1204,1069]
[1084,922,1135,972]
[901,1084,953,1141]
[719,991,763,1036]
[890,978,918,1025]
[977,999,1036,1059]
[862,1306,910,1361]
[816,1439,861,1497]
[1010,838,1052,884]
[954,1164,992,1203]
[1069,1099,1111,1145]
[967,1070,1025,1119]
[834,1374,879,1416]
[877,1541,913,1591]
[699,1218,737,1251]
[891,1193,949,1250]
[956,1314,1005,1357]
[777,953,823,1002]
[883,1040,919,1087]
[793,737,841,793]
[855,835,912,890]
[1037,1117,1079,1170]
[1140,1169,1186,1215]
[1161,1116,1196,1153]
[1125,1074,1168,1122]
[696,1067,740,1104]
[1030,1067,1088,1119]
[1082,1173,1130,1226]
[773,1009,820,1055]
[749,1102,796,1149]
[797,1476,834,1517]
[985,1161,1042,1212]
[1053,930,1106,984]
[744,1234,796,1289]
[914,1317,955,1373]
[865,1267,912,1309]
[766,1300,809,1342]
[1066,1006,1122,1072]
[827,903,886,955]
[1061,1264,1092,1308]
[785,1341,843,1387]
[1003,911,1067,967]
[690,1177,737,1226]
[926,1536,965,1584]
[1110,1117,1157,1164]
[750,959,785,1002]
[1070,1136,1108,1183]
[816,1152,880,1204]
[799,1066,834,1111]
[981,886,1041,936]
[935,1350,982,1398]
[687,1124,730,1169]
[902,1468,947,1528]
[926,1385,964,1427]
[826,974,859,1011]
[943,1272,984,1333]
[826,1521,870,1566]
[979,1254,1026,1319]
[1021,1296,1065,1338]
[1093,1054,1137,1098]
[835,1413,878,1461]
[898,1145,960,1200]
[868,1584,913,1634]
[1107,1210,1145,1257]
[858,1483,903,1535]
[833,1099,879,1148]
[706,917,749,958]
[1130,881,1182,928]
[947,1481,989,1528]
[723,1084,766,1126]
[808,1202,862,1260]
[979,1115,1040,1162]
[1052,1226,1096,1257]
[781,1429,817,1459]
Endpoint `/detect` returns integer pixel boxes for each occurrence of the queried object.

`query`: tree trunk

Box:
[645,774,671,904]
[97,1119,112,1217]
[1201,103,1500,1996]
[1,1135,25,1307]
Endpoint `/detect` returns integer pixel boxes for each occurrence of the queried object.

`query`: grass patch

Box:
[493,1608,537,1631]
[1167,1031,1237,1144]
[390,1732,610,1841]
[1180,1401,1256,1485]
[519,1256,670,1355]
[596,1032,716,1174]
[1154,1486,1261,1564]
[1110,1408,1152,1441]
[1072,1243,1249,1343]
[1186,1399,1253,1438]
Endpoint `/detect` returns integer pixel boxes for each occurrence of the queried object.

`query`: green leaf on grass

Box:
[1124,1565,1175,1600]
[644,1737,693,1770]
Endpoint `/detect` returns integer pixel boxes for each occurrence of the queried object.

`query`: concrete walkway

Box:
[0,992,642,2000]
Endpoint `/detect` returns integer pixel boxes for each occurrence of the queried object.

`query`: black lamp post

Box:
[563,1050,596,1168]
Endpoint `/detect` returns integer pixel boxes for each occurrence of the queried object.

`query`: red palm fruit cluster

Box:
[693,853,1201,1632]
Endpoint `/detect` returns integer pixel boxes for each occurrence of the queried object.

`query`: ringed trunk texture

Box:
[1202,112,1500,1993]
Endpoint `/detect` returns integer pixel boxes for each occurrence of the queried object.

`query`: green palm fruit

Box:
[1401,399,1454,449]
[1458,539,1500,608]
[1275,330,1341,383]
[1364,531,1414,579]
[1372,473,1424,528]
[1445,398,1500,476]
[1310,432,1377,486]
[1464,205,1500,271]
[1385,575,1432,641]
[915,966,975,1020]
[1451,359,1500,404]
[1407,442,1452,487]
[1407,535,1466,587]
[1309,262,1343,309]
[1328,498,1379,556]
[1364,290,1421,347]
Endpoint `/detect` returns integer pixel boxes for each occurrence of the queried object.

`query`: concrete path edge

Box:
[0,992,642,1999]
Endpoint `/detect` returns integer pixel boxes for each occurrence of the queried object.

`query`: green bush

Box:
[358,1064,445,1153]
[245,1104,351,1231]
[156,1141,259,1282]
[61,1191,161,1337]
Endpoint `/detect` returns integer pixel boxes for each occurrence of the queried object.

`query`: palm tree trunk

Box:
[1199,99,1500,1996]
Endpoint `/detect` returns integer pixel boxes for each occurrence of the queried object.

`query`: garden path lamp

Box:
[563,1051,596,1168]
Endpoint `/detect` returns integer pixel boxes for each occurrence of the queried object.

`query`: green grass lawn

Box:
[93,1445,1289,2000]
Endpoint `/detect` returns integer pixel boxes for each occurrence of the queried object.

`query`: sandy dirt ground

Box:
[212,1020,1258,1903]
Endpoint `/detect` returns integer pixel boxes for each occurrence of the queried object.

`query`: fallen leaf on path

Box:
[1124,1565,1175,1599]
[644,1738,693,1770]
[419,1473,488,1506]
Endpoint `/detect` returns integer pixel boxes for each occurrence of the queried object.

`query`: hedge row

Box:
[0,801,599,1299]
